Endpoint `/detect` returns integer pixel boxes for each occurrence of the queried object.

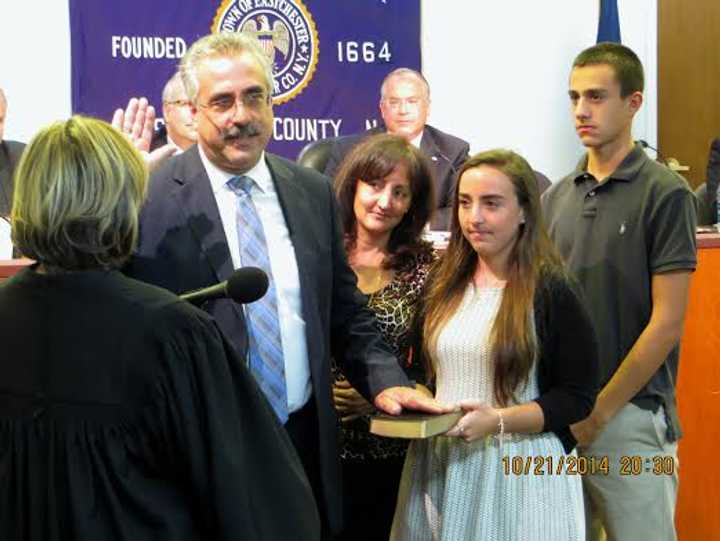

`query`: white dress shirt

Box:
[410,131,423,149]
[199,146,312,414]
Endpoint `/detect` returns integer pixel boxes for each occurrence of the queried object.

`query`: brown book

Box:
[369,411,463,439]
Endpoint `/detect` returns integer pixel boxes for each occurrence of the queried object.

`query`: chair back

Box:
[297,139,335,173]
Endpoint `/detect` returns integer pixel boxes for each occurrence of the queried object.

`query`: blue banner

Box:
[69,0,421,159]
[597,0,621,43]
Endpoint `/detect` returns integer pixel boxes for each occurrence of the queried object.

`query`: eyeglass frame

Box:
[163,99,193,107]
[196,88,272,118]
[381,96,428,112]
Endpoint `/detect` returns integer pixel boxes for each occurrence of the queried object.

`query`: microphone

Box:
[637,140,668,166]
[180,267,269,306]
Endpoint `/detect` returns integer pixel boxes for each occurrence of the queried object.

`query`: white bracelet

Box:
[495,409,505,439]
[494,409,509,453]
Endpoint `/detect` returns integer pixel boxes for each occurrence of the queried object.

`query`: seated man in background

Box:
[323,68,470,230]
[694,137,720,225]
[150,71,197,153]
[0,88,25,219]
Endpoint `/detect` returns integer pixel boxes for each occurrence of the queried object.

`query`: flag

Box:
[597,0,621,43]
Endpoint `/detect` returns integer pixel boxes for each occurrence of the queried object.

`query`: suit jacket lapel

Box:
[265,154,324,366]
[265,154,315,265]
[0,144,13,216]
[420,126,440,160]
[420,126,452,196]
[169,146,235,284]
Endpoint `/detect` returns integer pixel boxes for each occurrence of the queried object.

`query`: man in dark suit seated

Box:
[122,32,447,539]
[149,72,197,153]
[694,183,714,225]
[698,137,720,225]
[0,88,25,218]
[323,68,470,230]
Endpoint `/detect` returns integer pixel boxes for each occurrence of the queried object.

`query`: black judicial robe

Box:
[0,267,320,541]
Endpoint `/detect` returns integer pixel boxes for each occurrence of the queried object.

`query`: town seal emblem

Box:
[212,0,319,104]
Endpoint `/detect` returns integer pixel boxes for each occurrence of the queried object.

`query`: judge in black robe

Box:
[0,115,320,541]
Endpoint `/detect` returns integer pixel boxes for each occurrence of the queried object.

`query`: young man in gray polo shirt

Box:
[542,43,697,541]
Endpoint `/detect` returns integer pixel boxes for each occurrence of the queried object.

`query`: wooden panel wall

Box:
[658,0,720,187]
[676,237,720,539]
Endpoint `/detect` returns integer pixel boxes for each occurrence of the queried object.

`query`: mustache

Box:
[222,123,263,140]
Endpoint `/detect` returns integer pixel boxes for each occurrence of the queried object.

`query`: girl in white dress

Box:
[391,150,599,541]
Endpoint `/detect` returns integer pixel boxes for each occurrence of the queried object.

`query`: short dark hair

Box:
[334,133,435,270]
[573,42,644,96]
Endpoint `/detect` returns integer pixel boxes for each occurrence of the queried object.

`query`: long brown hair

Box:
[422,149,564,405]
[334,133,435,270]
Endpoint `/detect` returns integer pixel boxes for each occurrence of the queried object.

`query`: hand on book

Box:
[445,400,500,442]
[333,379,374,422]
[373,386,453,416]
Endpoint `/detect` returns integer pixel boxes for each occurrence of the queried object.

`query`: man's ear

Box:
[379,99,388,121]
[628,91,643,115]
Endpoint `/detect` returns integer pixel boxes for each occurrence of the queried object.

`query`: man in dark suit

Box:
[0,89,25,217]
[323,68,470,230]
[123,33,445,538]
[693,135,720,224]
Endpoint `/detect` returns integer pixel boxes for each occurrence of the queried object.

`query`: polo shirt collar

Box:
[573,142,647,185]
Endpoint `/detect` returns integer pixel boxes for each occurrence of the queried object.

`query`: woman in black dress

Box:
[0,116,320,540]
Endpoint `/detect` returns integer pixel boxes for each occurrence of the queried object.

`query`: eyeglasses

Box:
[197,90,271,117]
[163,99,192,107]
[383,97,426,111]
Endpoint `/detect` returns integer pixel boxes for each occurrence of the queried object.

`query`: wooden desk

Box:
[675,233,720,539]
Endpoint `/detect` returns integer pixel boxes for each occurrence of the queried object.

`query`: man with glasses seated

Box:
[124,32,448,540]
[150,71,198,153]
[323,68,470,230]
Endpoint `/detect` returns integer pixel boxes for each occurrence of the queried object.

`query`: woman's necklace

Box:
[349,242,392,294]
[353,265,392,294]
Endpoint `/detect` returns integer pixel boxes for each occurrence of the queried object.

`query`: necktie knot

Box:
[227,175,254,196]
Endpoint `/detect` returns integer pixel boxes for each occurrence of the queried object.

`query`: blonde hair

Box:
[11,116,148,270]
[180,32,274,102]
